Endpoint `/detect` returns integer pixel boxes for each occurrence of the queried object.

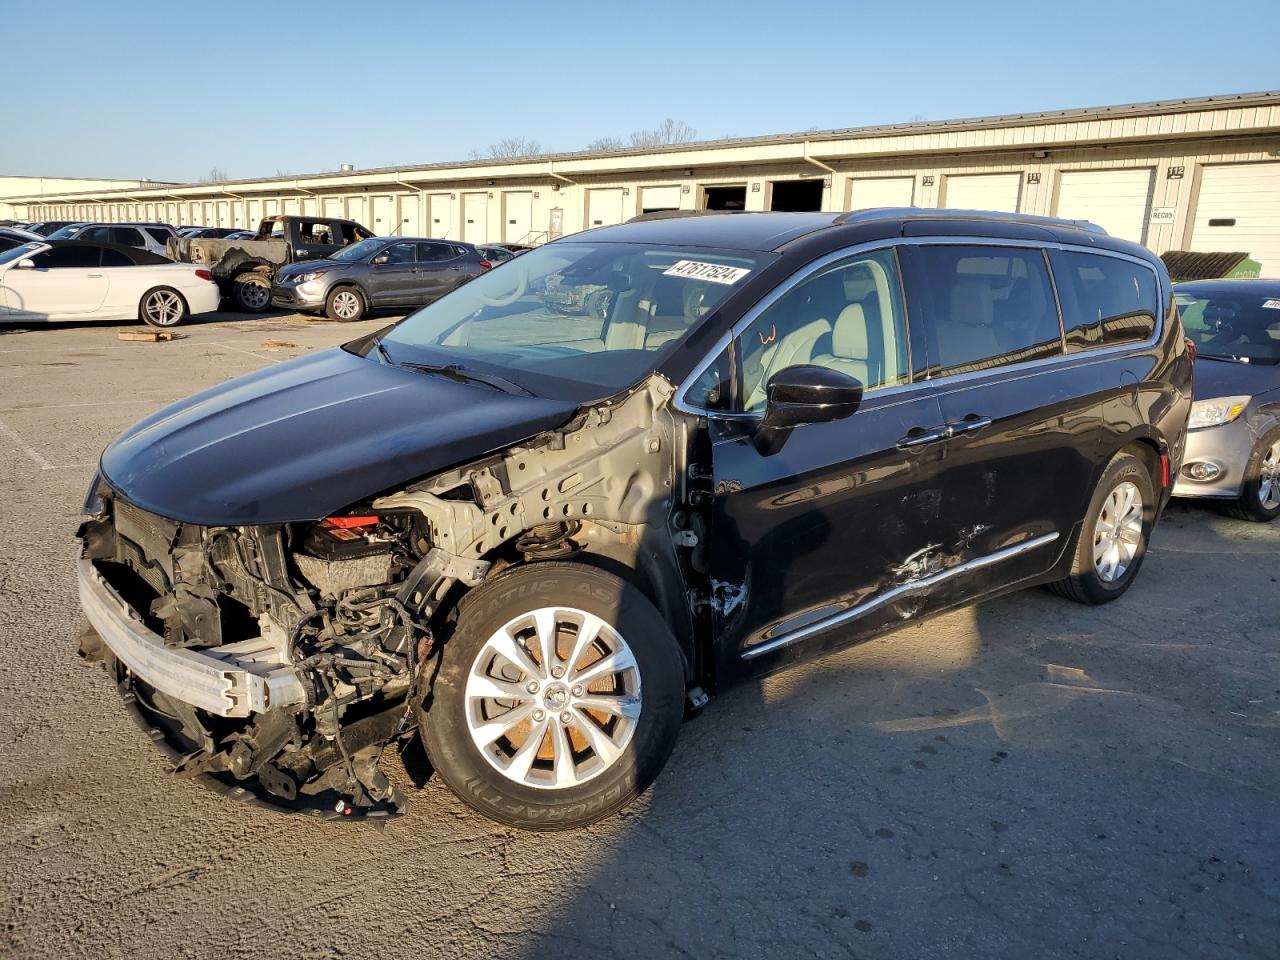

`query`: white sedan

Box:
[0,240,221,326]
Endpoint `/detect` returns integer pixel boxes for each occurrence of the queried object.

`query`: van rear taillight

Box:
[194,269,213,281]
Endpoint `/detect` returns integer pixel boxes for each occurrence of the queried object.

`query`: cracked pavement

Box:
[1,312,1277,959]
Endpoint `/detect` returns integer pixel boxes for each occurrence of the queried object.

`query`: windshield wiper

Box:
[404,361,532,396]
[370,337,394,365]
[1199,353,1251,364]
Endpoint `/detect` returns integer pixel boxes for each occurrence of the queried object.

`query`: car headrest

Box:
[950,280,994,326]
[832,303,868,359]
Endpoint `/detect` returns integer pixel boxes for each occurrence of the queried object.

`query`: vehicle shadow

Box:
[491,519,1280,959]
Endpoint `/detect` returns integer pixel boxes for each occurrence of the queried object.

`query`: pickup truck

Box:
[166,215,375,312]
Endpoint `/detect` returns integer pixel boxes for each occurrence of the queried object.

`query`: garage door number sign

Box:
[663,260,751,284]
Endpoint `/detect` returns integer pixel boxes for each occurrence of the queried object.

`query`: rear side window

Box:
[33,246,101,268]
[418,242,457,262]
[1050,251,1159,350]
[100,248,132,266]
[911,245,1062,377]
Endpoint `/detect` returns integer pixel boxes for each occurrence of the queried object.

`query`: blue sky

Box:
[5,0,1277,183]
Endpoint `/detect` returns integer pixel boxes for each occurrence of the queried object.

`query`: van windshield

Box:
[378,241,768,399]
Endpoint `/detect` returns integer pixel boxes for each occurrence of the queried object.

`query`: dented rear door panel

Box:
[708,384,948,680]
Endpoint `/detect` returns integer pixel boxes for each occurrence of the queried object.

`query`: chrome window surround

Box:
[673,236,1165,418]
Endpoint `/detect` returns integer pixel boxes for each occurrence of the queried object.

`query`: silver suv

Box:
[47,222,178,258]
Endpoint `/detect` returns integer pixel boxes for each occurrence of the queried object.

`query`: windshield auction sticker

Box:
[663,260,751,285]
[1262,299,1280,310]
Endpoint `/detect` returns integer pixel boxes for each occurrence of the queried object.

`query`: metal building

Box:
[7,91,1280,274]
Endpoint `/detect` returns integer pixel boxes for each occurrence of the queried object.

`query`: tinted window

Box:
[418,242,456,263]
[79,226,112,242]
[381,242,416,264]
[100,248,132,267]
[1174,288,1280,364]
[112,227,146,247]
[33,246,100,268]
[1051,251,1158,350]
[913,245,1061,377]
[736,248,910,412]
[145,228,172,244]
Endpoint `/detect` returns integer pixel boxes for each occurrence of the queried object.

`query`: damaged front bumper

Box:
[78,557,307,718]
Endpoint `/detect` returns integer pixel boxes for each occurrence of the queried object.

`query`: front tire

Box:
[139,286,188,327]
[1048,451,1155,605]
[231,271,271,312]
[1222,429,1280,523]
[419,563,685,831]
[325,286,366,322]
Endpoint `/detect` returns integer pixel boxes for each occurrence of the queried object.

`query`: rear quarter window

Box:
[1050,251,1159,351]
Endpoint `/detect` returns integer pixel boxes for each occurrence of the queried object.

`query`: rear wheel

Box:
[231,271,271,312]
[325,286,365,322]
[1048,451,1155,605]
[138,286,188,327]
[419,563,685,831]
[1222,430,1280,523]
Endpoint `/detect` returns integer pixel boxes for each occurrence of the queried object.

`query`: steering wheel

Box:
[477,263,528,307]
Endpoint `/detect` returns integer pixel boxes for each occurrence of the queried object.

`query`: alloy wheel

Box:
[331,290,361,319]
[1093,480,1143,582]
[1259,440,1280,509]
[464,606,641,790]
[143,289,183,326]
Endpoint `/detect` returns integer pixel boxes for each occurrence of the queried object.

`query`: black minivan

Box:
[77,210,1192,829]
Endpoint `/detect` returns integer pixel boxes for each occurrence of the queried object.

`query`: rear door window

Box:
[909,245,1062,377]
[1049,251,1159,350]
[145,227,172,245]
[418,242,457,263]
[111,227,146,248]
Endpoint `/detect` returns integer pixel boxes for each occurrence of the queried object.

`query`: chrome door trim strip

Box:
[740,531,1060,660]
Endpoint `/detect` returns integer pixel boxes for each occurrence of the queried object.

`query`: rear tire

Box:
[1221,429,1280,523]
[138,286,188,327]
[1047,451,1155,605]
[325,286,365,322]
[418,563,685,831]
[231,271,271,312]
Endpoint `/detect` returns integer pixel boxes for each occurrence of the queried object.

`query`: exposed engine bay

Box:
[77,376,701,818]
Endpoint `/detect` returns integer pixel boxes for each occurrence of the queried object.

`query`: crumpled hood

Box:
[100,348,577,525]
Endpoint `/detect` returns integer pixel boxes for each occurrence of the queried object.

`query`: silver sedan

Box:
[1172,279,1280,522]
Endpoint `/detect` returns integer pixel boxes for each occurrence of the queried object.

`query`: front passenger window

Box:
[735,248,909,412]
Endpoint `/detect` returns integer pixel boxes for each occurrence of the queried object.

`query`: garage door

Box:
[462,192,488,243]
[322,197,343,218]
[640,185,681,213]
[400,195,420,236]
[587,188,626,228]
[1190,162,1280,277]
[847,176,915,209]
[347,197,367,229]
[943,173,1021,213]
[1055,169,1154,244]
[372,195,396,235]
[503,191,533,243]
[428,194,453,238]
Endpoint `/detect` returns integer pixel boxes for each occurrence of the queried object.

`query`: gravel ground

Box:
[1,312,1277,960]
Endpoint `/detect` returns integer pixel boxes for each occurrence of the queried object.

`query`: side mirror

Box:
[372,254,389,265]
[755,365,863,454]
[15,258,35,270]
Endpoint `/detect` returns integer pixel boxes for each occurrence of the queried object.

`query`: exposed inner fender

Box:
[372,374,698,672]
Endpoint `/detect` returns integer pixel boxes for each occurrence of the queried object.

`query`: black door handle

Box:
[897,426,949,449]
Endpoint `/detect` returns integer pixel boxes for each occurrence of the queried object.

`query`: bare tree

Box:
[584,135,626,153]
[628,118,697,149]
[468,136,543,161]
[205,166,229,182]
